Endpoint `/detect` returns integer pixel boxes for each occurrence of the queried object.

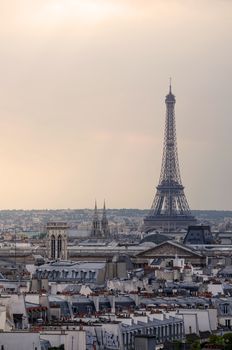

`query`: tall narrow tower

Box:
[143,84,196,232]
[47,222,68,260]
[101,200,110,237]
[91,201,102,237]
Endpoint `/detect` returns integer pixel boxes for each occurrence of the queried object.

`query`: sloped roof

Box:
[183,225,215,245]
[136,240,203,258]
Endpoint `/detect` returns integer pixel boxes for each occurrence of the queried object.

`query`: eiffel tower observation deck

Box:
[143,84,197,233]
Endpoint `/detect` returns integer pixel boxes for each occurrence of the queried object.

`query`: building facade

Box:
[47,222,68,260]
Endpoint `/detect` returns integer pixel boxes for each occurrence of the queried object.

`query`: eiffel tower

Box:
[143,84,197,232]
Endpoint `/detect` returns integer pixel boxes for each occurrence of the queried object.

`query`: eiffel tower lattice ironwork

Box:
[143,84,197,232]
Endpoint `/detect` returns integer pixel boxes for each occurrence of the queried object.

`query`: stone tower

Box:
[47,222,68,260]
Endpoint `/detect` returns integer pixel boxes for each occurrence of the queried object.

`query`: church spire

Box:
[91,200,101,237]
[101,200,110,238]
[94,200,98,217]
[102,199,106,217]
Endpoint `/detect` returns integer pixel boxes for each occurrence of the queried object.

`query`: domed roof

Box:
[140,232,172,245]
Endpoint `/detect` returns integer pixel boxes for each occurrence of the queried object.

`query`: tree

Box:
[173,340,182,350]
[49,345,64,350]
[190,340,201,350]
[223,333,232,350]
[209,334,224,345]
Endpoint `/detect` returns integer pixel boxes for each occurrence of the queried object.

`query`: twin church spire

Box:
[91,200,110,238]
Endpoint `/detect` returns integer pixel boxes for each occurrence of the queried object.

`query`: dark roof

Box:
[183,225,215,245]
[140,233,172,245]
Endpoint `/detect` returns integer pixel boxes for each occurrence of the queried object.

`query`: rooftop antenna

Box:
[169,77,172,93]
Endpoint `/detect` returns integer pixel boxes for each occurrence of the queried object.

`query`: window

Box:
[224,304,229,314]
[51,235,56,259]
[57,235,62,258]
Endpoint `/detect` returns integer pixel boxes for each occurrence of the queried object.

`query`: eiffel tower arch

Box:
[143,85,197,233]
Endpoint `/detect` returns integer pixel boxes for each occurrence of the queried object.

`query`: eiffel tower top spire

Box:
[143,85,197,233]
[166,79,175,104]
[160,83,180,186]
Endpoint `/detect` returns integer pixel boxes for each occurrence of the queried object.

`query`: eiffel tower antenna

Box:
[143,84,197,232]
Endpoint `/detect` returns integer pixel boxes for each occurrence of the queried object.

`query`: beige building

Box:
[47,222,68,260]
[135,241,206,267]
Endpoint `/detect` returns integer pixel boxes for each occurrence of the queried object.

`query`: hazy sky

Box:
[0,0,231,210]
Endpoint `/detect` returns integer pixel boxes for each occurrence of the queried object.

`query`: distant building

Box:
[140,232,173,245]
[101,200,110,237]
[91,201,110,238]
[33,260,106,285]
[91,201,101,238]
[136,241,205,267]
[134,335,156,350]
[213,298,232,328]
[47,222,68,260]
[183,225,215,245]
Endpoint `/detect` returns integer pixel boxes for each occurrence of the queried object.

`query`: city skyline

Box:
[0,1,232,210]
